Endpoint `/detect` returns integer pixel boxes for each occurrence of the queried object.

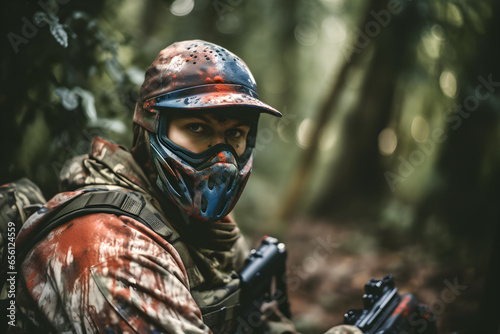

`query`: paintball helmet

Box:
[133,40,281,223]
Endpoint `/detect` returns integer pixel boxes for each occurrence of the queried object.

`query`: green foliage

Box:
[1,0,137,196]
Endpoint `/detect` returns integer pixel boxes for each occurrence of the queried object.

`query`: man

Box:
[13,40,302,334]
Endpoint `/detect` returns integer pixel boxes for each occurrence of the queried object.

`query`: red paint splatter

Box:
[392,295,412,318]
[217,152,227,162]
[215,85,233,93]
[142,100,156,113]
[46,191,83,210]
[26,272,37,289]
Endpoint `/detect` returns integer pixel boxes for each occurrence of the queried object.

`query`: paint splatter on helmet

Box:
[133,40,281,222]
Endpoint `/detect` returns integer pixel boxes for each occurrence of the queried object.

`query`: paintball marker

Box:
[344,274,437,334]
[235,236,291,334]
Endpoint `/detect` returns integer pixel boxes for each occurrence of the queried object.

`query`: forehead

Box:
[167,108,259,123]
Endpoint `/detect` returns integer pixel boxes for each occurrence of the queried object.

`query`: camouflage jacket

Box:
[14,137,270,334]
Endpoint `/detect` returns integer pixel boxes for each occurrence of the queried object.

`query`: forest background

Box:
[1,0,499,333]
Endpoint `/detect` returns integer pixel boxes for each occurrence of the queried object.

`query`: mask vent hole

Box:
[181,172,195,200]
[159,164,187,203]
[208,175,216,190]
[201,195,208,213]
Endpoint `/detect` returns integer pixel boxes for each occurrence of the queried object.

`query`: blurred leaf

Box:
[54,87,79,110]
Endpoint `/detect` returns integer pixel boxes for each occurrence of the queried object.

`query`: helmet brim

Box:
[149,84,282,118]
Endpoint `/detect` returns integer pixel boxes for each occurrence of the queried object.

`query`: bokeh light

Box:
[378,128,398,156]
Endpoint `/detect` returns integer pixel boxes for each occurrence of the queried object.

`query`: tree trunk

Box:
[313,1,421,217]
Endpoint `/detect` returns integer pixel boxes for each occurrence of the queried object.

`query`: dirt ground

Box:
[279,218,486,334]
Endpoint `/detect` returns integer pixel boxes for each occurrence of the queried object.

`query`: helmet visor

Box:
[148,84,282,118]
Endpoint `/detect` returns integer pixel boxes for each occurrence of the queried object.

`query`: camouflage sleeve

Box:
[261,300,299,334]
[323,325,363,334]
[18,213,211,334]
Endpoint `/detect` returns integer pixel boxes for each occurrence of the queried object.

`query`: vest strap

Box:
[20,189,176,261]
[61,189,173,237]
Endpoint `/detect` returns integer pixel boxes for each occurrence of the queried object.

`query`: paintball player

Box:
[13,39,304,333]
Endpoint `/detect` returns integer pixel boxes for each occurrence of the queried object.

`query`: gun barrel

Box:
[357,287,400,331]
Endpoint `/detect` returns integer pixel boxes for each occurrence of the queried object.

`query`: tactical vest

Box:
[18,187,244,334]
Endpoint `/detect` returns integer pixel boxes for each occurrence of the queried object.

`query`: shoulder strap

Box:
[56,189,175,238]
[19,189,178,261]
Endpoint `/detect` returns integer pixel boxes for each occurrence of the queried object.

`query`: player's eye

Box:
[226,128,242,138]
[187,124,204,133]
